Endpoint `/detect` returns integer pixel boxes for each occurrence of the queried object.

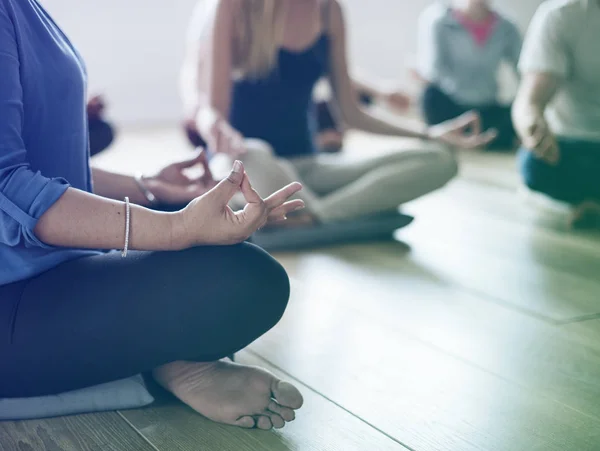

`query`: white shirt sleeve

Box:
[518,3,570,78]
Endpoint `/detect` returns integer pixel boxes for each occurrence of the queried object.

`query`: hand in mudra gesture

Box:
[143,151,218,206]
[172,161,304,247]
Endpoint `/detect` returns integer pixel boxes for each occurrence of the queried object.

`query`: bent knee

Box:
[425,145,459,185]
[242,139,276,161]
[231,243,291,329]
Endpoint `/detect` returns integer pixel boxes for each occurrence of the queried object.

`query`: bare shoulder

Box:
[213,0,241,19]
[328,0,346,34]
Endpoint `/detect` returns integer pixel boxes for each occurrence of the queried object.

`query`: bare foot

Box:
[153,360,304,430]
[568,201,600,230]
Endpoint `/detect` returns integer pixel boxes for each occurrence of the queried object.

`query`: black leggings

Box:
[0,243,290,398]
[421,84,516,150]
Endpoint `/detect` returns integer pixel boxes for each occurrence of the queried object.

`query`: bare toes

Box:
[255,415,272,430]
[266,411,285,429]
[269,400,295,422]
[234,416,256,429]
[272,380,304,410]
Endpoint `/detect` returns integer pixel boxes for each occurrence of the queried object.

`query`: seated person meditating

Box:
[512,0,600,227]
[181,1,413,154]
[417,0,522,149]
[181,0,496,228]
[1,0,305,431]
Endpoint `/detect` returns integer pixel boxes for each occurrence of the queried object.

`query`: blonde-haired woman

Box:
[182,0,496,226]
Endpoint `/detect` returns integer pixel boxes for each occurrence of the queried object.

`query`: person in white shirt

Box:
[513,0,600,227]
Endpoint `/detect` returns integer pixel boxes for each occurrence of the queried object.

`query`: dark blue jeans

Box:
[518,138,600,204]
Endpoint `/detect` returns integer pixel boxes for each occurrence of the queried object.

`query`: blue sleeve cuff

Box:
[0,175,70,248]
[23,177,70,248]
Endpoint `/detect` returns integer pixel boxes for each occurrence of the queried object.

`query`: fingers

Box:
[240,171,263,204]
[453,110,481,135]
[468,128,498,148]
[217,122,246,157]
[534,135,560,165]
[264,182,303,210]
[267,200,305,222]
[226,160,244,185]
[193,152,217,186]
[528,118,548,148]
[465,110,482,136]
[210,160,244,204]
[174,149,208,170]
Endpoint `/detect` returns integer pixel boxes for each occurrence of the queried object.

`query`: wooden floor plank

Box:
[404,188,600,281]
[457,150,521,190]
[276,246,600,423]
[394,182,600,322]
[419,179,600,244]
[249,267,600,451]
[121,351,407,451]
[0,412,156,451]
[562,319,600,343]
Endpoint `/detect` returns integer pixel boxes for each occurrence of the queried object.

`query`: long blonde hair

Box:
[234,0,286,78]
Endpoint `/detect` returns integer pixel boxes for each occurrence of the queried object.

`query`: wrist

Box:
[167,210,189,251]
[197,107,220,137]
[134,174,159,206]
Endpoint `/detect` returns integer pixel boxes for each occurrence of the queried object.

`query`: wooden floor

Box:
[3,128,600,451]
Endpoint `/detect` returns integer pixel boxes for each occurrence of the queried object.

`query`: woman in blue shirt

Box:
[417,0,522,149]
[181,0,496,228]
[0,0,304,431]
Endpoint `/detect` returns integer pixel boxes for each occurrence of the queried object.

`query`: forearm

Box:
[92,168,148,206]
[34,187,178,251]
[512,73,559,140]
[351,73,384,100]
[512,92,546,140]
[345,107,428,139]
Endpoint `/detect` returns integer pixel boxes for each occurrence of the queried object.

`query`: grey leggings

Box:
[228,139,458,222]
[0,243,289,398]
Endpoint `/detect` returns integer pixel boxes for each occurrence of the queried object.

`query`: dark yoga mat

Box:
[250,212,414,251]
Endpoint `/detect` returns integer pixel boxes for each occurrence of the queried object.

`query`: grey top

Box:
[519,0,600,143]
[417,2,522,106]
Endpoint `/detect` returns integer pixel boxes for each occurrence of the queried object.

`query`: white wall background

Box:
[42,0,544,126]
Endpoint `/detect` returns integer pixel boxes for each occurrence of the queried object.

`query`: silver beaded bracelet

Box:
[121,196,130,258]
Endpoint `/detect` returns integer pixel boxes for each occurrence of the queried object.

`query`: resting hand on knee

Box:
[172,161,305,247]
[198,110,246,158]
[521,116,560,165]
[429,111,498,149]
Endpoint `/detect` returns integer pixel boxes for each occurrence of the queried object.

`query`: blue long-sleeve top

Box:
[0,0,101,286]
